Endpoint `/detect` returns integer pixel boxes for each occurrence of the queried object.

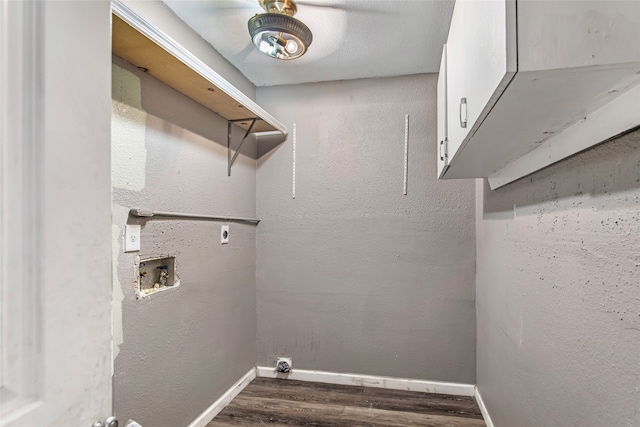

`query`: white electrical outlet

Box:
[220,225,229,244]
[124,224,141,252]
[276,357,292,373]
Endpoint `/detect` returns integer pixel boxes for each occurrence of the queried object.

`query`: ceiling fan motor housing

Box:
[248,12,313,60]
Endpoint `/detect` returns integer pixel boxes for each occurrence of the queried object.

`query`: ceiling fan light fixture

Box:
[248,1,312,60]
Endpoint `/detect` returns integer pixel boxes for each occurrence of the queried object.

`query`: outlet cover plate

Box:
[221,225,229,244]
[124,224,141,252]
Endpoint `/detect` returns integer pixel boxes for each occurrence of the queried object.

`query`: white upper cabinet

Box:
[438,0,640,189]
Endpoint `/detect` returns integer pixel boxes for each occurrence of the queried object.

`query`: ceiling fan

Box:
[247,0,313,60]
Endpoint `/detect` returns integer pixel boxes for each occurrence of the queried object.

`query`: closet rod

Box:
[129,208,260,225]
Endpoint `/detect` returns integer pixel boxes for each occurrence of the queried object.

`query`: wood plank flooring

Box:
[207,378,486,426]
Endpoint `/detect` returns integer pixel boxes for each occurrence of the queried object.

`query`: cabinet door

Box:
[436,44,448,178]
[446,0,515,163]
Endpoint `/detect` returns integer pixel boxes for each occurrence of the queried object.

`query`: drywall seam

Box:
[111,224,124,361]
[255,367,476,397]
[111,63,146,191]
[186,368,256,427]
[475,387,495,427]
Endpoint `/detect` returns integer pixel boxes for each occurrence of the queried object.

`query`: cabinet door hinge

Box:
[440,137,449,162]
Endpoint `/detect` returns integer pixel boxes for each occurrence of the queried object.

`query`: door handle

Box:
[439,140,444,161]
[92,416,118,427]
[459,97,467,128]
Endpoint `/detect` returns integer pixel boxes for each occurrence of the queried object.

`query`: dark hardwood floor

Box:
[208,378,486,426]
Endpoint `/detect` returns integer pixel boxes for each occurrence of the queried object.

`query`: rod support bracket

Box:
[228,118,260,176]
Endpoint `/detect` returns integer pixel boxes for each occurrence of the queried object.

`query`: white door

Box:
[1,1,114,426]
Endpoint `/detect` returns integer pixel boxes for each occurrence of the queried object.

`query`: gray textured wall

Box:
[255,75,477,383]
[476,129,640,426]
[111,56,257,427]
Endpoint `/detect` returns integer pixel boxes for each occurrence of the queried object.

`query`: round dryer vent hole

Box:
[276,357,292,373]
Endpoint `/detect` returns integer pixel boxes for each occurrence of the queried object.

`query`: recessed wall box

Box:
[134,255,180,298]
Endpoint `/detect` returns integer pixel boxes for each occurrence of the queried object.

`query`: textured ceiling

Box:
[163,0,455,87]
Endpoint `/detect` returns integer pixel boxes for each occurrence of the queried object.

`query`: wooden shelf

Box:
[111,2,286,135]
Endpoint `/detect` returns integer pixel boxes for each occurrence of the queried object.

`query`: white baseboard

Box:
[186,367,256,427]
[255,366,475,397]
[187,367,486,426]
[474,387,495,427]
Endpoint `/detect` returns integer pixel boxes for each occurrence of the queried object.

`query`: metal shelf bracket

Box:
[228,118,260,176]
